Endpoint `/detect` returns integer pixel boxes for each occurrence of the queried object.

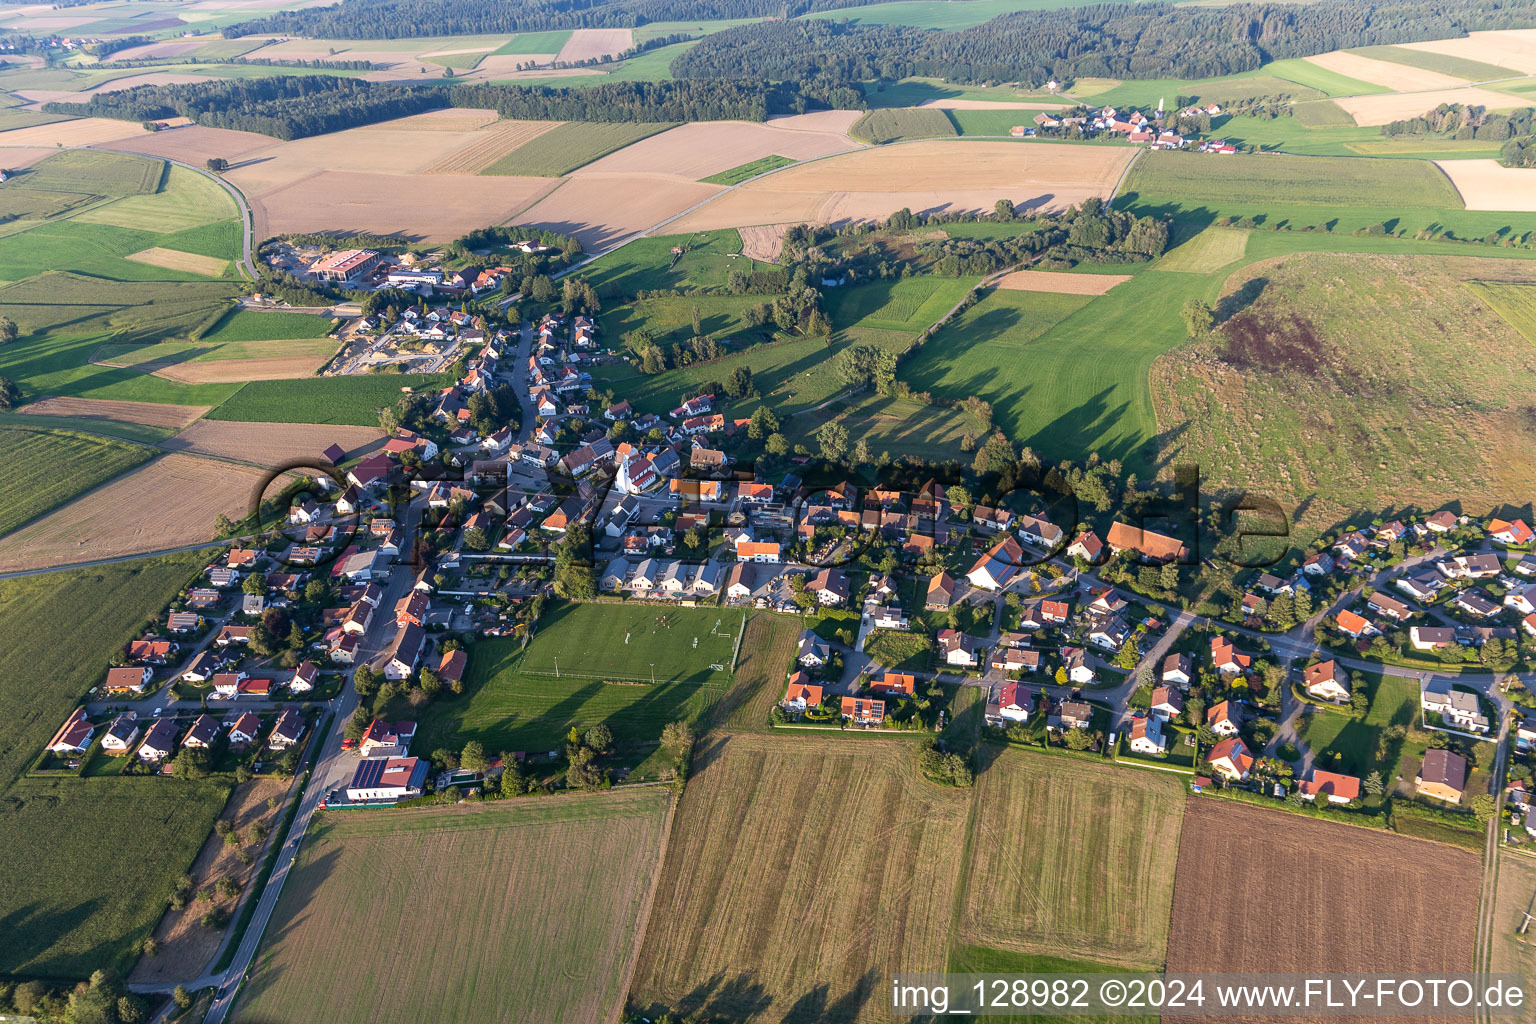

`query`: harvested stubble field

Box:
[630,733,971,1022]
[1165,798,1478,1023]
[0,425,152,537]
[993,269,1130,294]
[1303,49,1468,91]
[232,790,671,1024]
[958,751,1185,970]
[0,452,270,571]
[131,777,289,986]
[1490,851,1536,1023]
[669,140,1132,233]
[97,123,277,164]
[1437,159,1536,211]
[1337,86,1529,127]
[1401,29,1536,75]
[125,246,228,276]
[737,223,788,261]
[573,119,857,181]
[555,27,634,62]
[1150,251,1536,532]
[16,395,210,429]
[160,420,383,467]
[0,118,139,150]
[418,118,561,174]
[516,173,723,249]
[250,168,559,242]
[144,348,336,383]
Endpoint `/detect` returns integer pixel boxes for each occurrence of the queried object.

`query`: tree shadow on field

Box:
[634,969,773,1022]
[781,968,881,1024]
[1214,275,1268,325]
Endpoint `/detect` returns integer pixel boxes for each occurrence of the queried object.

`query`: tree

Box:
[1472,792,1497,822]
[461,740,489,773]
[173,986,192,1011]
[242,573,265,596]
[726,365,753,398]
[419,666,442,696]
[1364,769,1384,796]
[0,376,19,410]
[584,723,613,752]
[766,432,789,457]
[206,156,229,172]
[1063,728,1093,750]
[171,750,210,779]
[0,316,16,344]
[815,421,849,462]
[462,526,490,551]
[1180,298,1213,339]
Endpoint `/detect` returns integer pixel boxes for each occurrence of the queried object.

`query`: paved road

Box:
[513,319,536,443]
[195,496,421,1024]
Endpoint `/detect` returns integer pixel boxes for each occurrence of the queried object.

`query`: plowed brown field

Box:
[16,396,209,429]
[161,420,383,467]
[1165,798,1479,1024]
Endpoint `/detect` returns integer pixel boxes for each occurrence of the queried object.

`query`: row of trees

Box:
[1383,102,1536,141]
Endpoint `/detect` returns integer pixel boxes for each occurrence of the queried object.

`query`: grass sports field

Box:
[850,107,956,144]
[0,426,153,538]
[630,733,971,1021]
[233,790,670,1024]
[482,121,679,176]
[205,374,452,425]
[958,752,1185,970]
[520,602,739,683]
[416,604,743,769]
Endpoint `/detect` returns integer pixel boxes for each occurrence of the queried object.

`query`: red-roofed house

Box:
[1299,770,1361,805]
[1207,736,1254,781]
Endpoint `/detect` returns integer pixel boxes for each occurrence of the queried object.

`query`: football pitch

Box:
[519,602,743,685]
